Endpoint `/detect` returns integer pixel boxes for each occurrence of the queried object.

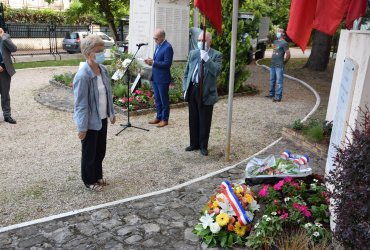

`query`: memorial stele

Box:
[128,0,189,61]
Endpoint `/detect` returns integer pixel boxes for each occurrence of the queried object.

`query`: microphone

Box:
[136,43,148,47]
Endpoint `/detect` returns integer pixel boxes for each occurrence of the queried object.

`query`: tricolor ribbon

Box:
[280,150,292,159]
[294,154,309,165]
[220,180,251,225]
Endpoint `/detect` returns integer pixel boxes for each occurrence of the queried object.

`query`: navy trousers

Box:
[152,81,170,121]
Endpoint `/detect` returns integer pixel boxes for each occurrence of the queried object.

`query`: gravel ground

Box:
[0,64,315,227]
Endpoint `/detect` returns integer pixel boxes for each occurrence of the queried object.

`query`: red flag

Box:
[195,0,222,34]
[287,0,317,52]
[346,0,368,29]
[313,0,350,35]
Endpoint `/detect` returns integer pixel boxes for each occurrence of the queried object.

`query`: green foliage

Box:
[4,8,66,24]
[53,72,75,87]
[112,83,128,98]
[210,0,251,94]
[248,176,331,249]
[292,119,303,130]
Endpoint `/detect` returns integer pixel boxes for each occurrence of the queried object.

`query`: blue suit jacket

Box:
[151,40,174,84]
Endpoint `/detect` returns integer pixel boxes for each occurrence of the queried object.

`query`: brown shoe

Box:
[156,121,168,127]
[149,118,160,124]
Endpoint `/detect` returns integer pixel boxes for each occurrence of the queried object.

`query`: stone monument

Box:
[128,0,190,61]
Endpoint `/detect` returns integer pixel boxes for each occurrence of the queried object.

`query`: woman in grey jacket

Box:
[73,35,116,192]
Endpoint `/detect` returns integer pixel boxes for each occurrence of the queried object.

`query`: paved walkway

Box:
[0,61,325,249]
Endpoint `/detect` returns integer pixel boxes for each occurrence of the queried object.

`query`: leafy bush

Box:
[292,119,303,130]
[112,83,128,98]
[247,176,331,249]
[53,72,75,87]
[292,119,332,143]
[210,0,251,94]
[327,107,370,250]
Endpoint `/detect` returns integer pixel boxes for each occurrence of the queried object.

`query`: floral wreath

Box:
[193,180,259,248]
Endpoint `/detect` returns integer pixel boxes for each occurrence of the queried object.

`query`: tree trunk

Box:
[305,29,332,71]
[99,0,119,42]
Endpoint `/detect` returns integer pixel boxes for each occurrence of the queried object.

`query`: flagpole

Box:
[225,0,239,161]
[199,16,206,105]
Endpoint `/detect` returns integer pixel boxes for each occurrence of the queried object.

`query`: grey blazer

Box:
[183,48,222,105]
[0,33,17,77]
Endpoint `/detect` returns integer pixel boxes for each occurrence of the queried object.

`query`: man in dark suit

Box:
[145,28,174,128]
[183,31,222,156]
[0,27,17,124]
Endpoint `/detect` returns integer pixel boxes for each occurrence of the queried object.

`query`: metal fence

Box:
[5,23,90,56]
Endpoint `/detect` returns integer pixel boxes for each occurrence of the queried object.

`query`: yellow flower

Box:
[212,201,219,208]
[216,213,229,226]
[244,194,253,204]
[234,221,247,237]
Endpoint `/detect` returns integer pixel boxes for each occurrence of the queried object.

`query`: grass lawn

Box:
[14,59,113,69]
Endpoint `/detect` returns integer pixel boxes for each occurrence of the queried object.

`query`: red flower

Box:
[135,89,142,95]
[273,180,285,190]
[280,212,289,220]
[259,185,269,197]
[146,90,152,97]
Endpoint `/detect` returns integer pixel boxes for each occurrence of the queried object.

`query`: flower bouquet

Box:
[245,150,312,185]
[192,180,259,248]
[246,176,331,249]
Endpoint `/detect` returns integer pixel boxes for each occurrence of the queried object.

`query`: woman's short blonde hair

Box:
[80,34,105,58]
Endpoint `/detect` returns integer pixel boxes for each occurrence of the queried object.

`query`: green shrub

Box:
[112,83,128,98]
[53,72,75,87]
[304,124,324,142]
[292,119,303,130]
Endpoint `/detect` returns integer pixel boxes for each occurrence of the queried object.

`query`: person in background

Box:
[189,26,202,51]
[0,27,17,124]
[73,35,116,192]
[145,28,174,128]
[265,28,290,102]
[183,31,222,156]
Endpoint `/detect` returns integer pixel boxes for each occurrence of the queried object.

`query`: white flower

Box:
[271,212,277,216]
[246,210,254,221]
[266,217,271,222]
[304,223,313,229]
[218,200,236,216]
[313,231,320,237]
[313,179,318,183]
[315,222,322,228]
[262,215,268,219]
[249,200,260,212]
[256,231,261,237]
[310,183,317,190]
[284,197,290,202]
[199,212,214,229]
[254,222,259,228]
[210,222,221,233]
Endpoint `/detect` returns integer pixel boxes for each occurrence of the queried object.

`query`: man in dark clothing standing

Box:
[183,31,222,156]
[0,27,17,124]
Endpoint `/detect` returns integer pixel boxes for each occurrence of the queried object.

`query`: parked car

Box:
[62,31,114,54]
[62,31,89,54]
[92,31,115,48]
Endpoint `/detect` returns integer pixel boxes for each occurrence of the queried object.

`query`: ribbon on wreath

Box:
[294,154,309,165]
[280,150,310,165]
[220,180,251,225]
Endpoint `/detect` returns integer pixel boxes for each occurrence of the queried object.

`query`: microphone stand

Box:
[116,44,149,136]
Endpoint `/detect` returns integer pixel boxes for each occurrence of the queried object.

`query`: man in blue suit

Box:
[145,28,174,128]
[183,31,222,156]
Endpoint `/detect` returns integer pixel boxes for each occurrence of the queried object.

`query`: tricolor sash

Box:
[220,180,251,225]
